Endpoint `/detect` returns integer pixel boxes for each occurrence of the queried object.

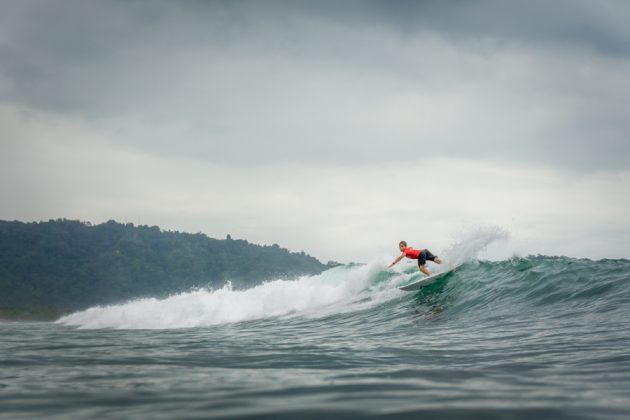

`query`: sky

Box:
[1,0,629,263]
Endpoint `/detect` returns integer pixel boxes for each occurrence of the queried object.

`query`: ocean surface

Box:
[2,229,630,419]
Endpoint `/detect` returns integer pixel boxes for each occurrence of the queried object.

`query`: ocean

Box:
[2,230,630,419]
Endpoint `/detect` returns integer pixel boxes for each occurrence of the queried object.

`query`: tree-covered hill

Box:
[0,219,331,319]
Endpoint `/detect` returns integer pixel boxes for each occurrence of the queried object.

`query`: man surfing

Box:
[387,240,442,276]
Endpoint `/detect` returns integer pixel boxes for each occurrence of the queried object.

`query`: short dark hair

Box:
[399,241,407,247]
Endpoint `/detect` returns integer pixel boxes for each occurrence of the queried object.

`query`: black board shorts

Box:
[418,249,436,266]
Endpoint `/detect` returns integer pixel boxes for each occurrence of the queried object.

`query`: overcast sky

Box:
[1,0,629,262]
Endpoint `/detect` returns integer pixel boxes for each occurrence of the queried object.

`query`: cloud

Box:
[1,1,630,171]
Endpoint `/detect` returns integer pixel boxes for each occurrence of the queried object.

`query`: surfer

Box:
[387,240,442,276]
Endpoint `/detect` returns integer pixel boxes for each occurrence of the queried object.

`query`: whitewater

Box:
[2,227,630,419]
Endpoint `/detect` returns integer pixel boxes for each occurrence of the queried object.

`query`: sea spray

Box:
[441,226,509,267]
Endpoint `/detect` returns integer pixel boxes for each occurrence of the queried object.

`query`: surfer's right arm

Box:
[387,253,405,269]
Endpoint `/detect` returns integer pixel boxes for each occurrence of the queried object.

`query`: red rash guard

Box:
[403,247,423,259]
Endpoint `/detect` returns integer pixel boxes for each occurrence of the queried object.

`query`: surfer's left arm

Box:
[387,253,405,269]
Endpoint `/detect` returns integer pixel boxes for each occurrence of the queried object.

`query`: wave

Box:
[56,262,398,329]
[57,227,629,330]
[411,255,630,324]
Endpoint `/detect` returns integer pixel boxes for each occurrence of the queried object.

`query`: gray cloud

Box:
[1,0,630,171]
[365,0,630,55]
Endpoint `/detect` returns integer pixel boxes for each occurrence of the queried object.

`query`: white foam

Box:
[57,262,396,329]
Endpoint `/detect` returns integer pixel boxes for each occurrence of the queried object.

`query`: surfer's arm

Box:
[388,253,405,268]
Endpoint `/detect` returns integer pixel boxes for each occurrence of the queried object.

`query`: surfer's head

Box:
[399,241,407,251]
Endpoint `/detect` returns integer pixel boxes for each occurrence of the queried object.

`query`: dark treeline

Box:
[0,219,334,319]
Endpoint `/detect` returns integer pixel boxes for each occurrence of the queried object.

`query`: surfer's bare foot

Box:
[435,257,442,264]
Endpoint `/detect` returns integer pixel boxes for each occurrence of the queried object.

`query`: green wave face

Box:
[407,256,630,324]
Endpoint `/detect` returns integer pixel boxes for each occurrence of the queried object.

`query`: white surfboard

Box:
[398,265,460,291]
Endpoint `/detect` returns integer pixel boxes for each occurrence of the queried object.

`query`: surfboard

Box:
[398,265,460,291]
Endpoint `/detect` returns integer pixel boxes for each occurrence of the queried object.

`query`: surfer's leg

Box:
[418,250,431,276]
[426,249,442,264]
[418,264,431,276]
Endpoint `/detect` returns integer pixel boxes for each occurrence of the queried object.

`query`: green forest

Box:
[0,219,334,320]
